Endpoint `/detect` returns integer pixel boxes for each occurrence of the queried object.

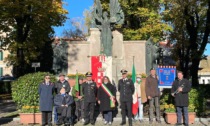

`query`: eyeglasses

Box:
[45,77,50,79]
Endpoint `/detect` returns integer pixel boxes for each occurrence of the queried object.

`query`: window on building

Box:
[203,79,205,84]
[0,51,3,61]
[0,67,3,76]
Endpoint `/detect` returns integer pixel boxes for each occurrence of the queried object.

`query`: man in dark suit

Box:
[171,71,191,126]
[54,88,74,126]
[82,72,97,125]
[118,69,134,126]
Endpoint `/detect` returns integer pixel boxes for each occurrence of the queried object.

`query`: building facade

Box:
[198,56,210,84]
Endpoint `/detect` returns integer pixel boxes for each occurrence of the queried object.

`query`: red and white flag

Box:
[91,55,112,87]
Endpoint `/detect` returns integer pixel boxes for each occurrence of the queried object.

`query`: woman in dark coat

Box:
[38,75,54,126]
[98,76,116,125]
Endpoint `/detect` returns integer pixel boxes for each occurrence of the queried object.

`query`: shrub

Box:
[127,73,147,79]
[11,72,56,113]
[67,73,85,79]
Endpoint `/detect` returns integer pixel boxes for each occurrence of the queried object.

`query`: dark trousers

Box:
[177,106,188,124]
[121,101,132,122]
[57,106,71,117]
[103,111,112,122]
[41,111,52,125]
[84,102,95,123]
[75,100,85,119]
[56,106,72,124]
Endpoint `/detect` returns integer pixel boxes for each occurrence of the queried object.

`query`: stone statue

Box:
[93,0,124,56]
[52,40,68,75]
[145,39,159,75]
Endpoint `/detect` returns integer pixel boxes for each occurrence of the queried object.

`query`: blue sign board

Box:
[156,66,176,88]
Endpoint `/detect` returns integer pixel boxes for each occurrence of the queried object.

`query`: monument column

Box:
[88,28,101,56]
[112,30,125,84]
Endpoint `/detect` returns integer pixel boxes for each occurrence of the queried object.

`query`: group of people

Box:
[38,68,191,126]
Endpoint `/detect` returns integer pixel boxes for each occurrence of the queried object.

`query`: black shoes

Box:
[90,122,95,125]
[149,120,153,124]
[157,120,161,123]
[83,121,89,125]
[175,123,182,126]
[120,122,126,125]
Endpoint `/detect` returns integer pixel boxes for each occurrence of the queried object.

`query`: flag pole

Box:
[133,56,135,65]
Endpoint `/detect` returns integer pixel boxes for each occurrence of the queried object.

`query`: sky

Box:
[53,0,210,56]
[53,0,94,37]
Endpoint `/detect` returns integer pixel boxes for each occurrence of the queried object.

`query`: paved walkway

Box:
[0,118,209,126]
[0,100,209,126]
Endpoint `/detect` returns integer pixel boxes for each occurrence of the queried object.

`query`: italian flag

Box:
[74,71,79,96]
[132,63,138,115]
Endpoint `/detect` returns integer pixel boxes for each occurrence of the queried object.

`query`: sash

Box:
[101,84,115,108]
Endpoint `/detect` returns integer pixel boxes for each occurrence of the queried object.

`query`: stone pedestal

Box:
[102,56,113,82]
[112,30,125,84]
[89,28,101,56]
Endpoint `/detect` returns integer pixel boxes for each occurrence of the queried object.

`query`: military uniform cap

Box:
[85,72,92,77]
[59,73,65,77]
[121,69,128,74]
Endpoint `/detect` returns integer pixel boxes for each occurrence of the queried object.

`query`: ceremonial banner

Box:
[156,66,176,88]
[91,56,102,87]
[91,55,112,87]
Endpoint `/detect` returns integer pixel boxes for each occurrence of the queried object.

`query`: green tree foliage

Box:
[0,0,67,77]
[92,0,172,42]
[162,0,210,86]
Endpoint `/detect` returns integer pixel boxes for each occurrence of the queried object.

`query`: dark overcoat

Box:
[54,93,74,106]
[118,78,134,102]
[98,83,116,112]
[171,78,191,106]
[38,82,54,111]
[82,81,97,103]
[55,80,70,94]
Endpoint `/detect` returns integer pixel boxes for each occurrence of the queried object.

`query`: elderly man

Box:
[145,68,161,124]
[54,88,74,126]
[171,71,191,126]
[55,73,70,94]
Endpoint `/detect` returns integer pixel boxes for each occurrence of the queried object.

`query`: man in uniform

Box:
[118,69,135,126]
[82,72,97,125]
[145,68,161,124]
